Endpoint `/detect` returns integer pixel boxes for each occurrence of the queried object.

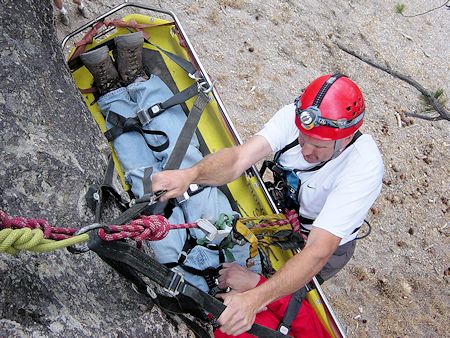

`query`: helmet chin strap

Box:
[331,139,344,160]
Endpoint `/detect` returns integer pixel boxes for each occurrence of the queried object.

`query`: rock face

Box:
[0,1,191,336]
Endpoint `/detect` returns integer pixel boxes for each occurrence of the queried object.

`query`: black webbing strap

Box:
[277,287,307,335]
[145,39,197,76]
[109,194,177,226]
[108,86,210,223]
[274,138,299,162]
[141,83,200,121]
[143,90,211,217]
[164,90,210,170]
[85,156,128,223]
[104,111,169,152]
[300,217,362,241]
[90,236,210,338]
[274,130,363,174]
[87,231,286,338]
[142,167,154,196]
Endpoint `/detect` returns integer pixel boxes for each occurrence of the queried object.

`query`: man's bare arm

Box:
[152,135,272,200]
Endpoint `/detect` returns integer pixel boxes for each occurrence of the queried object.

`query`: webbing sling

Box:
[277,287,307,335]
[164,90,210,170]
[145,39,197,76]
[115,89,211,222]
[102,90,209,224]
[85,156,128,223]
[104,112,170,152]
[87,231,287,338]
[137,82,200,124]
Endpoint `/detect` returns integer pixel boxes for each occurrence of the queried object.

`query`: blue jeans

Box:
[98,75,261,291]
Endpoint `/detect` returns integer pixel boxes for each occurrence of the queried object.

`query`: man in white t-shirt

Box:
[152,73,384,335]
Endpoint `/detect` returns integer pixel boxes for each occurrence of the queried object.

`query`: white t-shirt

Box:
[257,104,384,245]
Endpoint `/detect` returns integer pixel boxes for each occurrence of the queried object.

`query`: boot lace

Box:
[98,61,116,91]
[126,48,139,77]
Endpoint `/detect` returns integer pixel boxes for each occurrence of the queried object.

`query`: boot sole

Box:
[80,45,110,66]
[115,31,144,48]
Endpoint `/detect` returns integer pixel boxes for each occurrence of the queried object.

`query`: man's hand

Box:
[217,263,260,292]
[216,291,263,336]
[151,169,194,201]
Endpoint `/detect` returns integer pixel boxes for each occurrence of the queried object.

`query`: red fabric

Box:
[214,277,331,338]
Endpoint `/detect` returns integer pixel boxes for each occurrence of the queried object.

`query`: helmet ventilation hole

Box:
[346,106,351,111]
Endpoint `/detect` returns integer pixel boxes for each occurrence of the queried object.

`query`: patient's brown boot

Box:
[115,31,147,85]
[80,46,121,95]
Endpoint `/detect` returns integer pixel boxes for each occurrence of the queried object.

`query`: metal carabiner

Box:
[188,72,202,82]
[67,223,108,254]
[197,79,215,94]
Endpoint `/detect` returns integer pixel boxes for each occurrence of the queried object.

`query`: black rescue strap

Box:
[298,214,366,236]
[107,82,211,224]
[87,231,287,338]
[85,156,128,223]
[145,39,197,76]
[277,287,308,335]
[104,111,170,152]
[136,82,200,124]
[164,90,210,170]
[148,90,211,217]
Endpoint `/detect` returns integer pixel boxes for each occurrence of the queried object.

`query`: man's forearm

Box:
[189,147,245,186]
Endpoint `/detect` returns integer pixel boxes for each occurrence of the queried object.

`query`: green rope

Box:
[0,228,89,255]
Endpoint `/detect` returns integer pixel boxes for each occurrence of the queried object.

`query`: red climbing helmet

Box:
[294,73,365,140]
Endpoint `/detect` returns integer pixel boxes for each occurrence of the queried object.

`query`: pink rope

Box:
[98,215,198,242]
[248,210,301,233]
[0,210,77,240]
[0,210,198,243]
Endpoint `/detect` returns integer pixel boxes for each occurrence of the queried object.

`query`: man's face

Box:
[298,132,335,163]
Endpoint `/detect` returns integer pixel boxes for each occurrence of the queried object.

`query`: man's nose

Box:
[301,143,314,157]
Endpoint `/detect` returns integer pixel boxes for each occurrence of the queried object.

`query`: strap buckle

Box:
[277,323,290,335]
[137,109,152,126]
[176,183,201,204]
[150,103,163,115]
[165,269,185,296]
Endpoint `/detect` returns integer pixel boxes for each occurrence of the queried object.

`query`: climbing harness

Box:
[260,130,363,215]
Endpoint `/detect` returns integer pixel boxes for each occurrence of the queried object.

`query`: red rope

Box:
[249,210,301,233]
[97,215,198,242]
[1,209,301,244]
[0,210,77,240]
[0,210,198,243]
[69,19,175,62]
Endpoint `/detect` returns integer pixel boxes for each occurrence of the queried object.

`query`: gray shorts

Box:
[317,239,356,283]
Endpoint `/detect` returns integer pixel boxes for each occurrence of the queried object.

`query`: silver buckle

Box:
[165,269,184,296]
[278,324,289,335]
[137,109,152,126]
[150,104,162,115]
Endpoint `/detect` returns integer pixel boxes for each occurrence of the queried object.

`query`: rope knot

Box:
[134,215,170,241]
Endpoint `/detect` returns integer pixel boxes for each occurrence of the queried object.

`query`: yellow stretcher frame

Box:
[62,3,346,337]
